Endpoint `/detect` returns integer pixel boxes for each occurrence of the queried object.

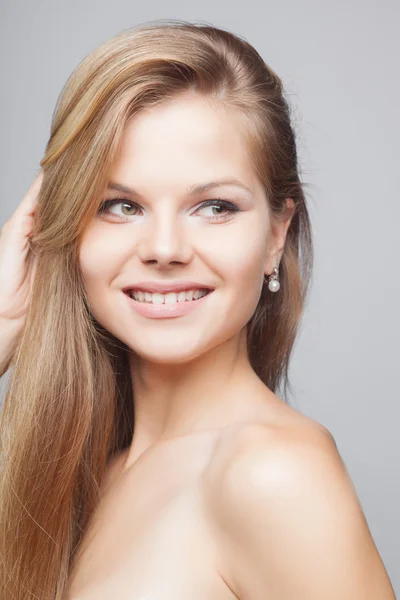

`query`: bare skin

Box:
[65,379,317,600]
[65,385,396,600]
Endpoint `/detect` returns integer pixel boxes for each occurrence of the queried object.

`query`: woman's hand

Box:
[0,171,43,375]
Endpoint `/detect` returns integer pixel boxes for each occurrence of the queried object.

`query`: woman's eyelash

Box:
[97,198,241,221]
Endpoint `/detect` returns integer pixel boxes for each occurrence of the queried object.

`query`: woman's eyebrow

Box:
[106,177,253,197]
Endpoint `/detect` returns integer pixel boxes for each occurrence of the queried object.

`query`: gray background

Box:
[0,0,398,593]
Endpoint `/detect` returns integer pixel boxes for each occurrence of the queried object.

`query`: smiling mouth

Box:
[124,289,212,304]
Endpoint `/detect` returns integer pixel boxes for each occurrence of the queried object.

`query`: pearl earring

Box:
[266,266,280,292]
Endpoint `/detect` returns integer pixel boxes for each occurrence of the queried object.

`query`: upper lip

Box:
[122,281,215,294]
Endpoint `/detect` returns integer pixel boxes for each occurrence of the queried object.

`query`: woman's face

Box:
[79,93,277,364]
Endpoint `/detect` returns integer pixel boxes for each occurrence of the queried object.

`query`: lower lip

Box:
[123,290,213,319]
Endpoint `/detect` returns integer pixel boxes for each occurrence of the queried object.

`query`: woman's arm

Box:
[0,171,43,379]
[207,424,396,600]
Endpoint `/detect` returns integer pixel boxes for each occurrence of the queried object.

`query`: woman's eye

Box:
[97,199,140,220]
[195,199,240,221]
[97,198,240,222]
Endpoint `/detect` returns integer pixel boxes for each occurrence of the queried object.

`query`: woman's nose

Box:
[136,210,193,267]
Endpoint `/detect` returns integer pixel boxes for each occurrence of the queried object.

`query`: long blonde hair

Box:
[0,19,313,599]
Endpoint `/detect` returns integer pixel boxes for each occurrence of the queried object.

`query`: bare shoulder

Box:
[203,400,331,486]
[203,420,396,600]
[208,419,346,509]
[203,416,336,502]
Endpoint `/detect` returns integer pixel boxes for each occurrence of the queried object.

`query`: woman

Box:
[0,19,395,600]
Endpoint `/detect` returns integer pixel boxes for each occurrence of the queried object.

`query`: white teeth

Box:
[177,291,186,303]
[130,288,210,304]
[164,292,177,304]
[152,293,163,304]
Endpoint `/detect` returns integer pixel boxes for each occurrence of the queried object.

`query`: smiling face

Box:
[79,93,277,364]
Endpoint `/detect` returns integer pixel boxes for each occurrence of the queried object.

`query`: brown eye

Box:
[195,199,240,221]
[98,199,141,220]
